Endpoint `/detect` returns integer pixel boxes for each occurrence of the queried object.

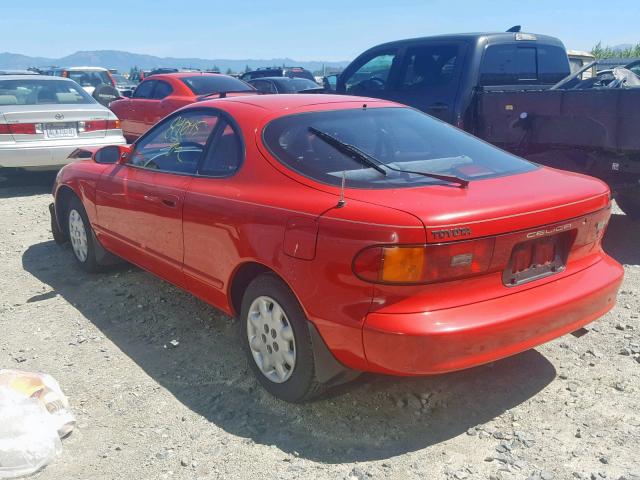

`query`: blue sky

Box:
[0,0,637,61]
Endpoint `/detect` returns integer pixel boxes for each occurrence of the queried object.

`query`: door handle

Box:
[143,195,177,208]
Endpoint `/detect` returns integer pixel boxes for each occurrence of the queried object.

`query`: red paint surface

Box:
[54,94,624,375]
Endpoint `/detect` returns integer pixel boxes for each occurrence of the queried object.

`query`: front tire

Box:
[66,197,102,272]
[241,274,324,402]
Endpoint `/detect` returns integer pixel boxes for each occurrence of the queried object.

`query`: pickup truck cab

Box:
[337,32,569,126]
[339,32,640,219]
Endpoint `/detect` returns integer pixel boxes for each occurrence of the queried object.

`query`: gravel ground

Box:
[0,172,639,480]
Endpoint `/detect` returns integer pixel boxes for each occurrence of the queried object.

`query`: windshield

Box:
[0,79,95,105]
[67,70,112,87]
[263,107,537,189]
[181,75,254,95]
[112,74,134,85]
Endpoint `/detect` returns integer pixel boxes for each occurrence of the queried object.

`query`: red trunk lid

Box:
[344,167,610,241]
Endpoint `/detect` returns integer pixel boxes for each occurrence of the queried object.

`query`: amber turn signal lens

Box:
[381,247,425,282]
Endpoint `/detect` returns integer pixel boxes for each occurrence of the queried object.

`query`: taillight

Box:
[0,123,41,135]
[78,120,121,132]
[353,238,496,284]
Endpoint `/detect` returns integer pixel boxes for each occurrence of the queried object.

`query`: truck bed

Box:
[476,88,640,153]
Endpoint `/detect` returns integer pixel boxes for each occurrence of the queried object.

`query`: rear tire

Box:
[240,274,325,402]
[66,197,102,272]
[616,193,640,220]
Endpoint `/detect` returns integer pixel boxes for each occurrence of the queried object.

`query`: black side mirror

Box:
[94,145,122,164]
[121,90,133,98]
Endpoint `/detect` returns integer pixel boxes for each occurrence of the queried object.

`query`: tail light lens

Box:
[0,123,41,135]
[78,120,121,132]
[353,238,496,284]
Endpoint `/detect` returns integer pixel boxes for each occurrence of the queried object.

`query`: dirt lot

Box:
[0,172,639,480]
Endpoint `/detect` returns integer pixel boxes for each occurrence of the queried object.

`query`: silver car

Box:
[0,75,125,170]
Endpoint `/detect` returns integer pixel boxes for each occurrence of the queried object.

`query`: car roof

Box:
[145,72,230,81]
[198,93,391,112]
[66,66,109,71]
[0,74,73,81]
[250,77,313,82]
[369,31,565,50]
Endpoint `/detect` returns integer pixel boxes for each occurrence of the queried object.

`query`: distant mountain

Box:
[0,50,350,74]
[612,44,634,51]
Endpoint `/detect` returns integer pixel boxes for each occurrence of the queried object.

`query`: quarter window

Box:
[199,121,243,176]
[129,110,219,174]
[152,80,173,99]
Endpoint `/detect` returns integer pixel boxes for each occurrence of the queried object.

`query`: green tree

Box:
[128,66,139,81]
[225,68,233,75]
[591,41,640,59]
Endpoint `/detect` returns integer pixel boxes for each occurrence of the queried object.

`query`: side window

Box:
[199,120,242,177]
[133,80,155,98]
[345,52,397,94]
[251,80,272,94]
[129,110,219,174]
[152,80,173,99]
[399,44,460,90]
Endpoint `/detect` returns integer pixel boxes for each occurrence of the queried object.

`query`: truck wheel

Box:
[616,194,640,220]
[241,274,325,402]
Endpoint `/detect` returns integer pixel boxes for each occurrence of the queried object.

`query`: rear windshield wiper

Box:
[308,126,468,188]
[309,127,387,175]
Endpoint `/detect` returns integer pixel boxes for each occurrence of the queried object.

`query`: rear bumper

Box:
[362,254,623,375]
[0,134,126,169]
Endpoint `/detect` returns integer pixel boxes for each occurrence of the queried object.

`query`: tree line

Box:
[591,42,640,59]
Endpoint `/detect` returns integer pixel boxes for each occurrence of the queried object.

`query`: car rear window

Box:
[263,107,537,189]
[0,79,95,105]
[181,75,254,95]
[67,70,112,87]
[479,44,570,85]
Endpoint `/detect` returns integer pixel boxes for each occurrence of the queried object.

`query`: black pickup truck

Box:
[337,31,640,218]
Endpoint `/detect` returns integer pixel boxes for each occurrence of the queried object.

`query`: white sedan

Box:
[0,75,125,170]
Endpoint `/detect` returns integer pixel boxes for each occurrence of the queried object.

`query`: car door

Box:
[145,79,174,128]
[181,116,244,307]
[127,79,157,138]
[94,108,220,287]
[384,42,468,123]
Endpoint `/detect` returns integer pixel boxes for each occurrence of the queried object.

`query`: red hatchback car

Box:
[51,94,623,402]
[109,72,256,142]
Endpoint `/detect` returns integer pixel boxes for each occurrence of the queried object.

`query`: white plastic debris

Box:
[0,370,75,478]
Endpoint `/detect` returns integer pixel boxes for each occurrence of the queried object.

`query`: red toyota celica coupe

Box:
[51,94,623,402]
